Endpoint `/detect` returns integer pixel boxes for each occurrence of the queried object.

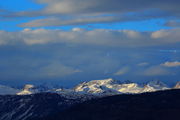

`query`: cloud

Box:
[114,67,129,76]
[142,66,171,76]
[39,62,82,77]
[151,28,180,43]
[19,15,124,27]
[24,0,180,15]
[161,61,180,67]
[0,28,180,47]
[19,13,163,27]
[137,62,149,66]
[0,57,82,80]
[0,39,179,84]
[19,16,122,27]
[1,0,180,27]
[164,20,180,27]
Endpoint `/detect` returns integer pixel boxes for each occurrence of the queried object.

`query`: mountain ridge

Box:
[0,89,180,120]
[42,89,180,120]
[0,78,179,96]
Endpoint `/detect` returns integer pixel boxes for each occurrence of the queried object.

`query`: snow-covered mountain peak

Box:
[24,84,34,90]
[74,78,144,95]
[117,83,142,93]
[84,78,115,85]
[141,85,156,93]
[120,83,138,88]
[17,84,36,95]
[147,80,168,90]
[174,82,180,89]
[74,78,118,94]
[1,79,179,96]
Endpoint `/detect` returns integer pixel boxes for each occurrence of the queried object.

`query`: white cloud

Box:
[72,28,84,32]
[0,28,180,47]
[114,67,129,76]
[19,15,124,27]
[143,66,171,76]
[2,0,180,27]
[164,20,180,27]
[39,62,82,77]
[161,61,180,67]
[151,29,180,41]
[19,14,161,27]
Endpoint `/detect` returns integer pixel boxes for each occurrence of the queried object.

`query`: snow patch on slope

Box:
[17,84,36,95]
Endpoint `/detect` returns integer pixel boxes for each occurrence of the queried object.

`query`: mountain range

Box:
[0,78,180,120]
[44,89,180,120]
[0,78,179,96]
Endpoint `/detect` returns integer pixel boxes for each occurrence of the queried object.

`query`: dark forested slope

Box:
[45,89,180,120]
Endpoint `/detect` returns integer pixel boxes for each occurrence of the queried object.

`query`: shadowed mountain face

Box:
[0,89,180,120]
[0,93,89,120]
[44,89,180,120]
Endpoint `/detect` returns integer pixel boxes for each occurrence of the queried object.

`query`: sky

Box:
[0,0,180,87]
